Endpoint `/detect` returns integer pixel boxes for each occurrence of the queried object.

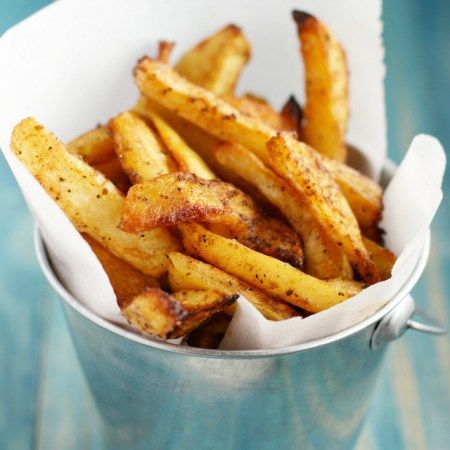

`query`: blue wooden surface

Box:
[0,1,449,449]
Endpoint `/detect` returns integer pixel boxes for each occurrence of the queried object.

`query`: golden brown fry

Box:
[11,118,179,277]
[215,142,352,279]
[122,172,304,268]
[122,287,186,337]
[186,312,231,349]
[167,252,298,320]
[144,109,216,179]
[363,237,396,281]
[267,133,379,284]
[108,111,175,183]
[322,157,383,231]
[175,24,251,96]
[92,155,131,193]
[157,40,175,64]
[226,94,297,132]
[67,126,115,165]
[134,57,273,164]
[293,10,349,161]
[178,223,362,313]
[280,95,303,136]
[169,290,237,339]
[83,234,158,308]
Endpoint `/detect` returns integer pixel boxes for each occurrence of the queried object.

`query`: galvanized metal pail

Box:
[33,163,445,450]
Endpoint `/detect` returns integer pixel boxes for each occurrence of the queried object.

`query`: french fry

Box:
[169,290,238,339]
[134,57,381,230]
[167,252,298,320]
[143,109,216,179]
[175,24,251,96]
[280,95,303,136]
[293,10,349,162]
[109,111,175,183]
[157,40,175,64]
[363,237,396,281]
[226,94,297,132]
[267,133,379,284]
[83,234,158,308]
[67,126,115,165]
[122,288,186,337]
[92,155,131,193]
[215,142,352,279]
[121,172,304,268]
[178,223,362,313]
[321,157,382,231]
[11,118,180,277]
[186,312,231,349]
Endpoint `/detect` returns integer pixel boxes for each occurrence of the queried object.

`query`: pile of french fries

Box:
[11,11,396,348]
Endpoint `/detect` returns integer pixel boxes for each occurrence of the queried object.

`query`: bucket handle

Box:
[370,295,447,350]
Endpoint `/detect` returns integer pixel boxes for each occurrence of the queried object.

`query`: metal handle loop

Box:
[371,296,447,350]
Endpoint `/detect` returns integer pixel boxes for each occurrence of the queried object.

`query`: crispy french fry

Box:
[178,223,362,312]
[169,290,237,339]
[167,252,298,320]
[143,109,216,179]
[11,118,179,277]
[186,312,231,349]
[267,133,379,284]
[293,10,349,161]
[67,126,115,165]
[108,111,175,183]
[92,155,131,193]
[322,157,382,231]
[134,56,381,229]
[157,40,175,64]
[280,95,303,136]
[175,24,251,96]
[363,237,396,281]
[226,94,297,132]
[215,142,352,279]
[121,172,304,268]
[83,234,158,308]
[122,287,186,337]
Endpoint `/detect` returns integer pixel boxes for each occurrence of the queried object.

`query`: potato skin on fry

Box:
[122,287,187,337]
[293,10,349,161]
[175,24,251,96]
[267,133,379,284]
[178,223,362,313]
[167,252,298,320]
[363,237,396,281]
[11,118,179,277]
[122,172,304,268]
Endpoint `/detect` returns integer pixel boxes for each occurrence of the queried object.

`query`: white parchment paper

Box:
[0,0,445,349]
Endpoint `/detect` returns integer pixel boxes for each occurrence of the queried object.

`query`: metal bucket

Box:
[33,163,445,450]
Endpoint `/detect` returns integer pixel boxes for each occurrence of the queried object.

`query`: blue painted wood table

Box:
[0,1,449,449]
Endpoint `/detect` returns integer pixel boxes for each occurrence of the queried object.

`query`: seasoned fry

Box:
[134,56,381,228]
[169,290,237,339]
[226,94,297,132]
[175,24,251,96]
[280,95,303,136]
[167,252,298,320]
[186,312,231,349]
[215,142,352,279]
[143,109,216,179]
[11,118,179,277]
[363,237,396,281]
[267,133,379,284]
[293,10,349,161]
[92,155,131,193]
[122,172,304,267]
[178,223,362,312]
[157,40,175,64]
[67,126,115,165]
[109,111,175,183]
[83,234,158,308]
[122,288,186,337]
[322,157,383,231]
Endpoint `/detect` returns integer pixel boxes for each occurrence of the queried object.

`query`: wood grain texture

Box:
[0,1,449,449]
